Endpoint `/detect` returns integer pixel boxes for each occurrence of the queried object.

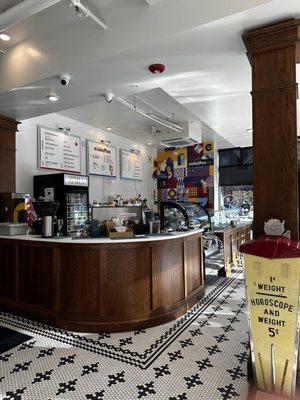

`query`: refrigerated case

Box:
[160,201,212,231]
[34,173,89,235]
[160,201,223,279]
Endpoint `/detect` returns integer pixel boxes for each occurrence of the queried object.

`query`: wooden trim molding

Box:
[0,115,19,193]
[242,18,300,62]
[0,115,20,132]
[215,225,251,276]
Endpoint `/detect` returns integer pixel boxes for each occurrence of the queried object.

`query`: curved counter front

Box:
[0,231,204,332]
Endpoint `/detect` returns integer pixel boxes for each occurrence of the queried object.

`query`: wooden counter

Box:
[0,231,204,332]
[215,224,252,276]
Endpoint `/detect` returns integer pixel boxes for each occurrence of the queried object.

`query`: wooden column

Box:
[243,19,300,240]
[0,115,19,193]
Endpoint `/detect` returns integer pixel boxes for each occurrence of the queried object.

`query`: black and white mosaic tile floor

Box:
[0,270,249,400]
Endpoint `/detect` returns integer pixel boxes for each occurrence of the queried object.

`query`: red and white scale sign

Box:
[39,126,81,173]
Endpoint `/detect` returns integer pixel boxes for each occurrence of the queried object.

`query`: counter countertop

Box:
[214,222,252,234]
[0,229,203,244]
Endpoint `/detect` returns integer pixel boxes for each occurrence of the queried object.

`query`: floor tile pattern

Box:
[0,270,249,400]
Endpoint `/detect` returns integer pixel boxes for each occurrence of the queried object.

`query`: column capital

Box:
[0,115,20,132]
[243,18,300,62]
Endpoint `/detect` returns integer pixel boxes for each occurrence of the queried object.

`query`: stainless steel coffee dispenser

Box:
[33,201,59,238]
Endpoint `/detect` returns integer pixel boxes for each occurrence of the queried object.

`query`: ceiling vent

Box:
[160,137,199,148]
[158,120,202,147]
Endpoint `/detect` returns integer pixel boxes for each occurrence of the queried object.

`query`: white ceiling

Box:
[0,0,22,13]
[0,0,299,149]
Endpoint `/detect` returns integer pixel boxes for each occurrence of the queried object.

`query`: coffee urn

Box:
[33,201,59,238]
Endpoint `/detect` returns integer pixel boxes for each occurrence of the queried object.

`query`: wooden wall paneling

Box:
[106,247,151,320]
[224,232,232,275]
[0,149,16,193]
[99,249,108,316]
[243,20,300,240]
[216,225,252,276]
[183,240,187,298]
[14,244,18,301]
[18,245,54,309]
[60,249,100,318]
[52,248,60,313]
[152,241,184,311]
[0,243,16,299]
[0,115,19,131]
[0,232,204,332]
[245,226,252,241]
[184,236,202,296]
[252,84,297,238]
[0,115,19,194]
[232,231,239,266]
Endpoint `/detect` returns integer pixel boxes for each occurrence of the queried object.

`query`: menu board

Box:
[120,149,142,180]
[87,140,117,177]
[39,126,81,173]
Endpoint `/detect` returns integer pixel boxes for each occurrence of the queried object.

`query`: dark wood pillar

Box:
[0,115,19,193]
[243,19,300,240]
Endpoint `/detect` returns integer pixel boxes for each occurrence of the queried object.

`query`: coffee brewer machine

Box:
[33,201,59,238]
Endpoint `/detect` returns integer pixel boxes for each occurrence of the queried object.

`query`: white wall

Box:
[16,113,156,207]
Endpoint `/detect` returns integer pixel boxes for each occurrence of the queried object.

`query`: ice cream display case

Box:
[160,201,212,231]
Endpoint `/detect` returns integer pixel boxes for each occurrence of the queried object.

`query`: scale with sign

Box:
[240,221,300,398]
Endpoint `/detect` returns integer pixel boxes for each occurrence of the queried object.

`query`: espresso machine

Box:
[32,201,59,238]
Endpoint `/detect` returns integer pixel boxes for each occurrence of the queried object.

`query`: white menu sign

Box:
[120,149,142,180]
[87,140,117,177]
[39,126,81,173]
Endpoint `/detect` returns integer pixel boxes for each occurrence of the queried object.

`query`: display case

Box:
[160,201,212,231]
[34,173,89,235]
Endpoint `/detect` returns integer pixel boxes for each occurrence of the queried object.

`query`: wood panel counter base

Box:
[0,231,204,333]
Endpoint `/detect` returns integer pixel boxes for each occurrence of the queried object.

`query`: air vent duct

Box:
[161,137,199,148]
[159,120,202,147]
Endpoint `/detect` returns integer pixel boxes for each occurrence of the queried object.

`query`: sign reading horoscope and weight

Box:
[244,255,300,398]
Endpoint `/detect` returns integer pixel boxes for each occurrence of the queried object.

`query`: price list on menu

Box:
[87,140,117,177]
[120,149,142,180]
[39,126,81,173]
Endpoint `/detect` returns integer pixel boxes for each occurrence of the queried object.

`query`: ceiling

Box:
[0,0,299,149]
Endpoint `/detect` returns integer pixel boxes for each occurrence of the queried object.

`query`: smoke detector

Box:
[149,63,165,74]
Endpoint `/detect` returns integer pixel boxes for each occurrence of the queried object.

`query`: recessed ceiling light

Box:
[106,127,112,131]
[0,32,11,41]
[147,142,152,146]
[47,94,59,102]
[130,84,138,88]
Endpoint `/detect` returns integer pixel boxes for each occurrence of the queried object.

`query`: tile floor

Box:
[0,269,250,400]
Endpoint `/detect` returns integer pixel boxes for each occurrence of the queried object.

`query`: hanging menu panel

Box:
[39,126,81,173]
[120,149,142,180]
[87,140,117,177]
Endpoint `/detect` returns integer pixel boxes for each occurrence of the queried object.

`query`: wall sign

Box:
[243,253,300,398]
[64,174,89,187]
[120,149,142,180]
[87,140,117,177]
[38,126,81,173]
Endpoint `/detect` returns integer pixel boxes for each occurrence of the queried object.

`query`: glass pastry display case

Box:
[160,201,212,231]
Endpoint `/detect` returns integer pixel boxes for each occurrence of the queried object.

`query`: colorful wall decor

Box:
[155,142,215,211]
